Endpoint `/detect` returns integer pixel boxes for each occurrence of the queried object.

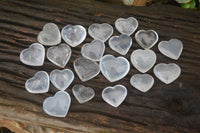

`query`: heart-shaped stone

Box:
[115,17,138,36]
[130,74,154,92]
[61,25,86,47]
[88,23,113,42]
[135,30,159,49]
[43,91,71,117]
[81,40,105,61]
[47,43,71,68]
[20,43,45,66]
[72,84,95,104]
[154,63,181,84]
[130,49,156,73]
[102,84,127,107]
[50,69,74,91]
[100,55,130,82]
[109,34,132,55]
[38,23,61,46]
[25,71,49,93]
[158,39,183,60]
[74,57,100,82]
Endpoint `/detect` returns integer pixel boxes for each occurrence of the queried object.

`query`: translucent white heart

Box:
[130,49,156,73]
[50,69,74,91]
[43,91,71,117]
[102,84,127,107]
[115,17,138,36]
[130,74,154,92]
[100,54,130,82]
[38,23,61,46]
[109,34,132,55]
[25,71,49,94]
[61,25,86,47]
[154,63,181,84]
[47,43,71,68]
[158,39,183,60]
[81,40,105,61]
[72,84,95,104]
[20,43,45,66]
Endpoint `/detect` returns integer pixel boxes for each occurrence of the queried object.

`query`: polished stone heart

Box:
[115,17,138,36]
[47,43,71,68]
[81,40,105,61]
[50,69,74,91]
[72,84,95,104]
[25,71,49,93]
[154,63,181,84]
[135,30,158,49]
[158,39,183,60]
[43,91,71,117]
[130,49,156,73]
[61,25,86,47]
[130,74,154,92]
[38,23,61,46]
[74,57,100,82]
[109,34,132,55]
[20,43,45,66]
[100,55,130,82]
[88,23,113,42]
[102,84,127,107]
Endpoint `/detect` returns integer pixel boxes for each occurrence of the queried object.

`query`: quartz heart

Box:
[43,91,71,117]
[20,43,45,66]
[154,63,181,84]
[100,55,130,82]
[130,49,156,73]
[47,43,71,68]
[102,84,127,107]
[25,71,49,94]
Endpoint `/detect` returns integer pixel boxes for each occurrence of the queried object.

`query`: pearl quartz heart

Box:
[47,43,71,68]
[130,74,154,92]
[43,91,71,117]
[38,23,61,46]
[72,84,95,104]
[102,84,127,107]
[20,43,45,66]
[81,40,105,61]
[158,39,183,60]
[154,63,181,84]
[25,71,49,94]
[109,34,132,55]
[100,55,130,82]
[135,30,158,49]
[130,49,156,73]
[61,25,86,47]
[50,69,74,91]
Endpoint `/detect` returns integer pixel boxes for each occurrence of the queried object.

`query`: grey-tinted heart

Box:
[135,30,158,49]
[43,91,71,117]
[72,84,95,104]
[38,23,61,46]
[61,25,86,47]
[100,55,130,82]
[20,43,45,66]
[130,49,156,73]
[50,69,74,91]
[109,34,132,55]
[88,23,113,42]
[47,43,71,68]
[130,74,154,92]
[74,57,100,82]
[81,40,105,61]
[102,84,127,107]
[158,39,183,60]
[25,71,49,94]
